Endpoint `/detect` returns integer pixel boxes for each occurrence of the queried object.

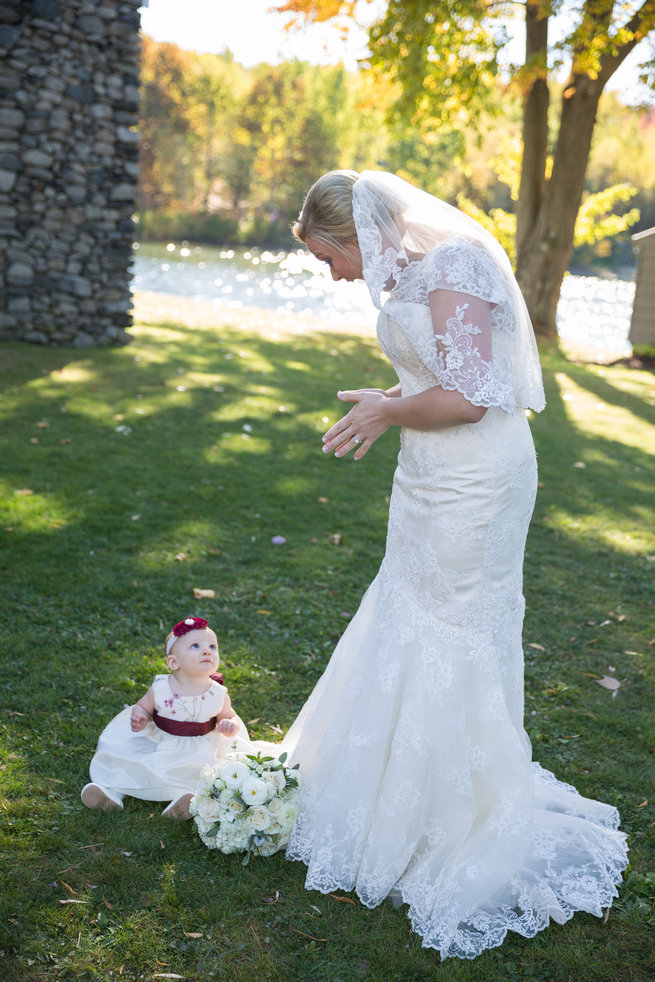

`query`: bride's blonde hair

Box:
[292,169,360,253]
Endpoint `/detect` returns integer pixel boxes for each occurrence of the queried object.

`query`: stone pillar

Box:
[0,0,141,347]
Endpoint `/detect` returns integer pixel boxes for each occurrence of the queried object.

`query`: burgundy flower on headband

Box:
[172,616,208,637]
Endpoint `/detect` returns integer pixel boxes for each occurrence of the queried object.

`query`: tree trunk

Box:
[516,73,604,338]
[516,1,549,261]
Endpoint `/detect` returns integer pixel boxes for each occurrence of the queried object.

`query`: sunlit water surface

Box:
[132,242,635,356]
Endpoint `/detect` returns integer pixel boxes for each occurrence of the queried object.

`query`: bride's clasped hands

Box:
[321,386,395,460]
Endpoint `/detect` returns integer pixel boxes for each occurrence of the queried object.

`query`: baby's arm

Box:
[216,691,243,737]
[130,687,155,732]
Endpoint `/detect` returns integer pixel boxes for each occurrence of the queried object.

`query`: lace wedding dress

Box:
[282,173,628,959]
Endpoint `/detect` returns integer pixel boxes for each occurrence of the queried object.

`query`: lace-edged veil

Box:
[352,171,545,412]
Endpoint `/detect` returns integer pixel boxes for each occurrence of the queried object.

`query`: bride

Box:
[280,170,627,959]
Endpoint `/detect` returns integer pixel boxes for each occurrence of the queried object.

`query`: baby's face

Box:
[167,627,220,677]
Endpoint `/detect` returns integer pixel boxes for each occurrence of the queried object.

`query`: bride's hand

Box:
[322,389,391,460]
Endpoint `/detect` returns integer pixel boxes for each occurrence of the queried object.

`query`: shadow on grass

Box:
[1,330,654,981]
[0,326,398,722]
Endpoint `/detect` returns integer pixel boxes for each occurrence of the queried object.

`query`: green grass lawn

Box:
[1,302,654,981]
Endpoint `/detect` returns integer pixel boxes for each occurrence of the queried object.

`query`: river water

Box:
[132,242,636,357]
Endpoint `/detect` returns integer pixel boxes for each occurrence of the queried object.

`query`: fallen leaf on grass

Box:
[595,675,625,697]
[262,891,279,905]
[58,899,85,904]
[318,496,329,504]
[527,643,545,651]
[175,553,186,561]
[15,488,33,496]
[152,975,184,980]
[330,894,356,905]
[193,588,215,599]
[60,881,77,895]
[637,799,648,808]
[329,533,342,545]
[183,931,203,938]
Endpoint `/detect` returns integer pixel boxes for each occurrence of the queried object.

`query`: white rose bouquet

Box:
[190,750,301,864]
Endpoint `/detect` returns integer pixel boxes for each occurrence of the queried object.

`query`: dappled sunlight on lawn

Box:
[544,502,655,556]
[1,485,73,534]
[554,371,655,452]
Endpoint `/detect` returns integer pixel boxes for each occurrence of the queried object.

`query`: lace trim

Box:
[286,762,628,960]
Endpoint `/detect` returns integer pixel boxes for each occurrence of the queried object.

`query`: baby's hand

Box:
[130,707,150,732]
[217,717,240,736]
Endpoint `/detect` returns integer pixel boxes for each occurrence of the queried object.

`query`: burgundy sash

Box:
[152,709,217,737]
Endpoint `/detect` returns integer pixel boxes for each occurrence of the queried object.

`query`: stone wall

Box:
[0,0,141,347]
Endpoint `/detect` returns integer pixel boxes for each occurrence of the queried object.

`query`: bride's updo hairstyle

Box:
[292,169,360,253]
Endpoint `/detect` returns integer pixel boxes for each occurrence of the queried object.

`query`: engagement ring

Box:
[353,435,361,444]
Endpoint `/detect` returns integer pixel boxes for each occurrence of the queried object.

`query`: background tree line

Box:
[138,34,655,273]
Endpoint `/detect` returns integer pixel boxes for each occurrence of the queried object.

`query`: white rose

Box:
[267,796,283,816]
[267,769,287,793]
[241,776,268,805]
[220,759,250,789]
[220,787,245,817]
[278,800,299,829]
[196,796,222,822]
[246,805,272,832]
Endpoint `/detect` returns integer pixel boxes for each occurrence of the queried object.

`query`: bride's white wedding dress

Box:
[281,227,628,958]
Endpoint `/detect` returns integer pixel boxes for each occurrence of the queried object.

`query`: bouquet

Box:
[190,750,301,864]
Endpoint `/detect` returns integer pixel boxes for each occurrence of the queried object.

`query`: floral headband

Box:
[165,616,209,655]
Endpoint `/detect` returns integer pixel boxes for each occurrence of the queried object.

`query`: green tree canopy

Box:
[276,0,655,337]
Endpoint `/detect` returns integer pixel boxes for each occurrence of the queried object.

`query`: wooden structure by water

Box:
[629,227,655,349]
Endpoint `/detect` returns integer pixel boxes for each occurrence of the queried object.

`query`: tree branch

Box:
[598,1,655,85]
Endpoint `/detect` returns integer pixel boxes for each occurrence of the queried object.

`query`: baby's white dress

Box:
[88,674,249,804]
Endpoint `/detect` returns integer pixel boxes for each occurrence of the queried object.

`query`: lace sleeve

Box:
[394,241,516,411]
[428,290,514,410]
[424,239,509,304]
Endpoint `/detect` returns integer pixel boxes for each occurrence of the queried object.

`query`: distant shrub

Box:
[137,211,239,244]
